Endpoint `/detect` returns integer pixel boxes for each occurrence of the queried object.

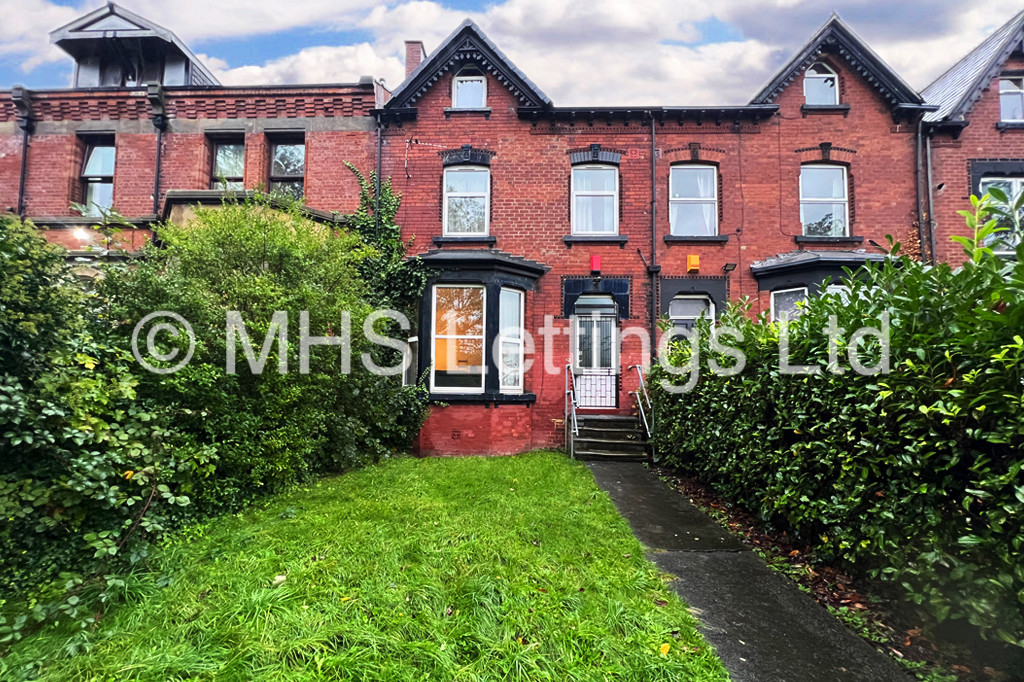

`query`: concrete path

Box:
[588,461,911,682]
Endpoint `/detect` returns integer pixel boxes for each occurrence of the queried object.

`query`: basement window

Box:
[80,141,115,217]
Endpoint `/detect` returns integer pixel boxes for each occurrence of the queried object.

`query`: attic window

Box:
[453,67,486,109]
[1000,78,1024,122]
[804,62,838,106]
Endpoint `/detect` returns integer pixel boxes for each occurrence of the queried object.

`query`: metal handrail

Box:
[629,365,654,458]
[564,363,580,459]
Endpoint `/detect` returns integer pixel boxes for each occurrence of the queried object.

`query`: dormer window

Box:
[453,67,486,109]
[804,62,839,106]
[1000,78,1024,122]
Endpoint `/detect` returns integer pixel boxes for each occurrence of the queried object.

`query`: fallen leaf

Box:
[654,599,668,607]
[271,574,287,588]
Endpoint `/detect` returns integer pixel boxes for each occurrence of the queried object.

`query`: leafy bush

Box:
[0,184,428,642]
[651,195,1024,647]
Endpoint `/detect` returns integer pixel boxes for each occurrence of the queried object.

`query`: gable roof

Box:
[384,19,550,112]
[50,2,219,86]
[922,10,1024,123]
[750,14,925,110]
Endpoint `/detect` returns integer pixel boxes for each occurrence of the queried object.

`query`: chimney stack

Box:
[405,40,426,78]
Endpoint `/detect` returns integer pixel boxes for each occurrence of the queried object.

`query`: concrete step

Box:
[574,450,648,461]
[574,437,648,454]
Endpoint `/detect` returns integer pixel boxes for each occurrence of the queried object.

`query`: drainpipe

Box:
[914,118,927,262]
[11,86,34,217]
[648,112,660,360]
[374,114,383,240]
[925,133,937,264]
[147,83,168,216]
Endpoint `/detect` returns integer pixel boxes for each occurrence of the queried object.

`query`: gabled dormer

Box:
[750,14,930,121]
[379,20,551,123]
[50,2,219,88]
[922,9,1024,134]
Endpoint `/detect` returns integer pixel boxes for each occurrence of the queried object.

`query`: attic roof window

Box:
[453,66,486,109]
[804,62,839,106]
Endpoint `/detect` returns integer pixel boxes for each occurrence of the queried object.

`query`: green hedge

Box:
[0,188,427,642]
[651,202,1024,647]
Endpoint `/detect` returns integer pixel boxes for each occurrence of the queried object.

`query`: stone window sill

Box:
[664,235,730,244]
[996,121,1024,131]
[432,235,497,247]
[800,104,851,117]
[563,235,628,248]
[793,235,864,245]
[429,392,536,405]
[443,107,492,120]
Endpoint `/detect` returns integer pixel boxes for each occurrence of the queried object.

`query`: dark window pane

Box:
[214,143,245,178]
[271,144,305,177]
[270,180,304,200]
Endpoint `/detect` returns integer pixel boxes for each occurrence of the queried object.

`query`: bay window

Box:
[572,165,618,234]
[800,165,849,237]
[431,285,486,392]
[498,288,524,392]
[771,287,808,321]
[443,166,489,235]
[670,165,718,236]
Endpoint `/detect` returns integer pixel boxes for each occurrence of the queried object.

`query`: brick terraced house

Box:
[1,4,1023,456]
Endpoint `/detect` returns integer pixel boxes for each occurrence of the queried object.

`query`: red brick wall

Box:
[391,58,918,455]
[930,55,1024,265]
[0,129,23,212]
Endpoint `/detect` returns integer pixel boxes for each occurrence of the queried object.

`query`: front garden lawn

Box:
[3,451,727,681]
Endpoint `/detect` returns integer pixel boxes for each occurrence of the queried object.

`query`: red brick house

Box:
[0,5,1019,456]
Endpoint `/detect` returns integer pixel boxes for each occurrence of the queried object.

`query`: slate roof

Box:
[385,19,551,111]
[921,10,1024,123]
[749,249,885,276]
[750,14,925,110]
[50,2,219,86]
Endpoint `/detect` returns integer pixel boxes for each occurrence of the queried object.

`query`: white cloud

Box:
[2,0,1021,104]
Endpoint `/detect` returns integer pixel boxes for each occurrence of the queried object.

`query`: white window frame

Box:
[498,287,525,393]
[442,166,490,236]
[1000,78,1024,122]
[430,284,486,394]
[668,295,716,326]
[980,176,1024,251]
[799,164,850,237]
[452,74,487,109]
[669,164,719,236]
[571,164,619,235]
[804,62,839,106]
[770,287,809,322]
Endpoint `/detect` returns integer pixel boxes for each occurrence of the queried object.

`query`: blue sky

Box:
[1,1,1018,105]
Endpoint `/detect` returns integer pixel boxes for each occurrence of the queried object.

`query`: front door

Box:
[573,302,618,408]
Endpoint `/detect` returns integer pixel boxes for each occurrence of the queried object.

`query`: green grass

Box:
[3,452,727,681]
